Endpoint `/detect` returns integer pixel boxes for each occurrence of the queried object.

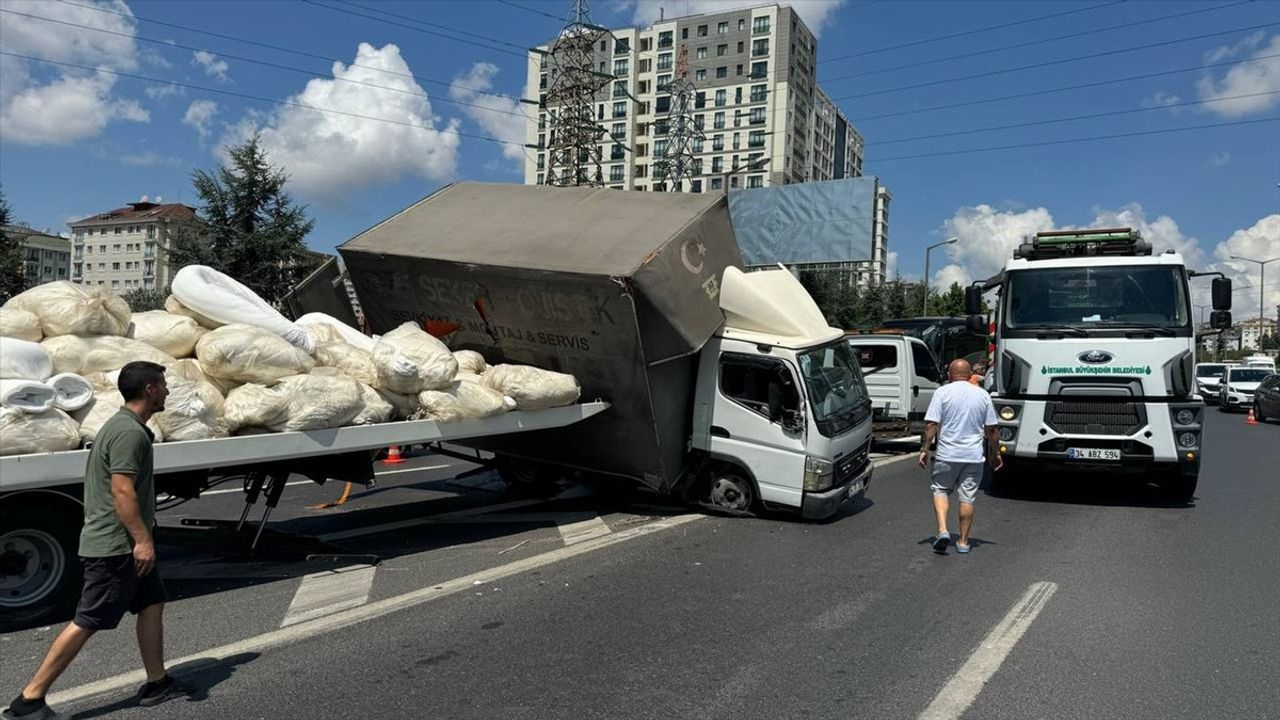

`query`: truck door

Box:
[908,340,941,419]
[850,341,909,421]
[710,354,807,507]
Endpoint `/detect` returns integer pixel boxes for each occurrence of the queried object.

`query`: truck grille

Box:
[836,445,870,484]
[1045,401,1142,436]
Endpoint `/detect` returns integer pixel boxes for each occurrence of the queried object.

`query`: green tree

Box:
[168,134,314,306]
[936,282,967,317]
[120,287,168,312]
[0,187,27,302]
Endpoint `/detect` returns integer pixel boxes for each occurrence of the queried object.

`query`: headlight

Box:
[997,426,1016,442]
[998,406,1017,421]
[1174,409,1195,425]
[803,456,834,492]
[1177,432,1198,448]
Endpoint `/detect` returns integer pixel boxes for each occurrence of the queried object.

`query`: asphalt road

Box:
[2,412,1276,719]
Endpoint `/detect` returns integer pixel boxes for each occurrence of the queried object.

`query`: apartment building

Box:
[1237,316,1277,351]
[3,225,71,287]
[68,200,196,292]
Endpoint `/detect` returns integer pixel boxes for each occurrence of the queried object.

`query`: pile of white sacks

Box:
[0,266,580,457]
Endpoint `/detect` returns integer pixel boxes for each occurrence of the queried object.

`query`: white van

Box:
[846,333,942,437]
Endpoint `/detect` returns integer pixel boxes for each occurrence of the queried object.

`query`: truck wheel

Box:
[1159,473,1197,503]
[496,458,561,495]
[0,506,81,631]
[706,469,756,514]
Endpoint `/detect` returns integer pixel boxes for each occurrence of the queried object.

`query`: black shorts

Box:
[73,554,168,631]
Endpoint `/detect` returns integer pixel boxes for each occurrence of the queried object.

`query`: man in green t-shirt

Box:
[5,362,187,720]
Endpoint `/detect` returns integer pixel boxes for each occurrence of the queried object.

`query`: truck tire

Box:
[704,467,757,514]
[495,458,561,495]
[1159,473,1197,503]
[0,505,81,631]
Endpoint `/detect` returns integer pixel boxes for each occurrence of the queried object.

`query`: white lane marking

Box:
[199,480,311,496]
[374,463,455,476]
[876,452,920,467]
[46,514,704,709]
[196,464,457,497]
[557,514,612,545]
[280,565,376,628]
[918,581,1059,720]
[315,498,547,542]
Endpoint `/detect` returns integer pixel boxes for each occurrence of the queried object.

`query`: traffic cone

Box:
[1246,408,1258,425]
[383,445,405,464]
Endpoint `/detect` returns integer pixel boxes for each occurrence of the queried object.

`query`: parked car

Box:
[1219,366,1272,412]
[1254,373,1280,422]
[1195,362,1228,404]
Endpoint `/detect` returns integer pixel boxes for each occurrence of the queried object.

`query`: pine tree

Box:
[168,134,315,305]
[937,282,967,317]
[0,188,28,302]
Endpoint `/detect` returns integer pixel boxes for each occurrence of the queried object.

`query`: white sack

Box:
[0,337,53,380]
[313,342,378,386]
[195,324,314,384]
[0,407,81,456]
[352,383,394,425]
[72,389,165,444]
[171,265,314,353]
[453,350,486,375]
[4,281,131,337]
[371,322,458,394]
[165,295,223,330]
[376,388,418,420]
[223,383,291,432]
[41,335,175,376]
[153,371,228,441]
[297,312,374,352]
[272,373,364,431]
[303,322,344,347]
[0,379,55,413]
[417,380,511,423]
[166,359,223,397]
[46,372,94,412]
[0,306,42,342]
[128,311,208,358]
[482,365,580,411]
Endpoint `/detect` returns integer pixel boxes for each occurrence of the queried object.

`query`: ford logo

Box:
[1078,350,1114,364]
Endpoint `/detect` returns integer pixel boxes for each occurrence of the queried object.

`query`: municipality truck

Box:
[962,228,1233,501]
[342,182,875,520]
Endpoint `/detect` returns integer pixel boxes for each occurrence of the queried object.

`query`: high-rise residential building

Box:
[524,3,887,285]
[3,225,71,288]
[68,200,196,292]
[1237,316,1276,351]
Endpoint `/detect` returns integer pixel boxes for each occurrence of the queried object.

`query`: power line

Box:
[850,53,1280,122]
[1,51,527,149]
[1,7,528,119]
[819,0,1129,64]
[297,0,528,60]
[866,117,1279,162]
[55,0,523,103]
[496,0,568,23]
[823,0,1256,83]
[329,0,530,52]
[869,90,1280,146]
[830,21,1280,101]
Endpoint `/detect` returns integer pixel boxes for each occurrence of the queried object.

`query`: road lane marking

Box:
[200,480,311,496]
[876,453,920,467]
[917,580,1059,720]
[374,463,455,476]
[196,464,456,497]
[46,513,703,709]
[280,565,376,627]
[557,515,612,545]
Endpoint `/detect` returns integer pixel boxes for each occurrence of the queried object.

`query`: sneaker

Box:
[956,542,971,554]
[932,531,950,553]
[135,676,188,708]
[2,695,59,720]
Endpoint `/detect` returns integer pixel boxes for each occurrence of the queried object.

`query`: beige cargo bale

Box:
[417,380,511,423]
[165,294,223,330]
[0,407,81,456]
[152,365,228,441]
[482,365,580,411]
[453,350,486,375]
[375,388,418,420]
[5,281,131,337]
[128,311,208,358]
[371,322,458,394]
[196,324,314,384]
[0,306,42,342]
[71,388,164,443]
[352,382,394,425]
[223,383,291,432]
[313,342,378,387]
[41,335,176,376]
[272,374,364,431]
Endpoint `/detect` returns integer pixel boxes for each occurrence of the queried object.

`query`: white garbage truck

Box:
[963,228,1233,500]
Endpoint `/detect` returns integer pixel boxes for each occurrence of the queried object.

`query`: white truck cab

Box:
[964,228,1233,501]
[845,333,941,437]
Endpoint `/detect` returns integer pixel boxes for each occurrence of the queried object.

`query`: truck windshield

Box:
[1005,265,1189,331]
[798,340,870,437]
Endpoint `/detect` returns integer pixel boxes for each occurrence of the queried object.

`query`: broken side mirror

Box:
[1210,310,1232,330]
[1212,277,1232,311]
[964,285,982,315]
[965,314,986,334]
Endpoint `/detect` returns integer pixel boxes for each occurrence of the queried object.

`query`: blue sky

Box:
[1,0,1277,314]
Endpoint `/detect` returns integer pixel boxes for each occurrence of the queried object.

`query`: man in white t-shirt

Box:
[917,359,1001,554]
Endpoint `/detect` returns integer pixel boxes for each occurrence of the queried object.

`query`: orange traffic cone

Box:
[383,445,406,464]
[1246,408,1259,425]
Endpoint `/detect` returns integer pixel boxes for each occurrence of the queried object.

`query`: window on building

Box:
[750,107,766,124]
[747,175,764,188]
[714,111,725,129]
[717,44,727,56]
[114,227,121,235]
[612,144,626,160]
[635,164,647,178]
[693,137,704,152]
[610,165,625,182]
[715,89,726,106]
[636,143,648,156]
[111,279,119,288]
[639,101,650,114]
[536,172,544,185]
[694,115,705,130]
[612,123,625,138]
[656,95,671,113]
[691,179,703,193]
[146,226,155,239]
[615,37,630,54]
[613,101,627,118]
[658,31,672,48]
[752,38,769,56]
[613,80,629,98]
[712,156,724,172]
[738,18,746,31]
[695,69,707,81]
[657,52,672,71]
[749,130,766,148]
[86,246,92,254]
[732,132,741,149]
[697,24,708,37]
[655,120,669,136]
[735,87,743,103]
[713,135,725,151]
[695,91,706,109]
[537,153,545,170]
[637,122,648,136]
[638,80,651,94]
[718,21,729,34]
[681,27,688,39]
[696,46,708,59]
[657,74,672,91]
[600,61,606,73]
[711,177,724,190]
[734,64,742,77]
[716,66,727,78]
[753,16,770,34]
[640,37,652,52]
[639,58,651,72]
[751,61,767,78]
[614,59,629,76]
[654,138,669,157]
[751,84,767,102]
[113,244,120,251]
[737,41,745,53]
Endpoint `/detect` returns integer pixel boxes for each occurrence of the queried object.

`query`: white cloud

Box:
[1208,151,1231,167]
[1196,33,1280,118]
[120,150,184,167]
[0,0,147,145]
[448,62,526,170]
[1142,90,1181,111]
[1203,30,1266,64]
[1207,214,1280,322]
[885,250,898,280]
[1089,203,1206,269]
[226,43,460,202]
[623,0,846,35]
[938,204,1056,285]
[183,99,218,140]
[192,50,230,82]
[933,263,970,290]
[145,83,183,100]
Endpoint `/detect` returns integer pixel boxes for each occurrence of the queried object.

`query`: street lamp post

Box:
[922,237,958,316]
[1194,304,1211,361]
[1230,254,1280,348]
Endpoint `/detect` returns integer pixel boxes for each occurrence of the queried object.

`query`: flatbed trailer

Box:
[0,402,609,628]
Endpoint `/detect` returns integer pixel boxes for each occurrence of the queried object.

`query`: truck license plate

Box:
[1066,448,1121,461]
[846,478,866,498]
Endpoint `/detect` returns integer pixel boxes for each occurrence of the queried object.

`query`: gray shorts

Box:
[931,461,982,504]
